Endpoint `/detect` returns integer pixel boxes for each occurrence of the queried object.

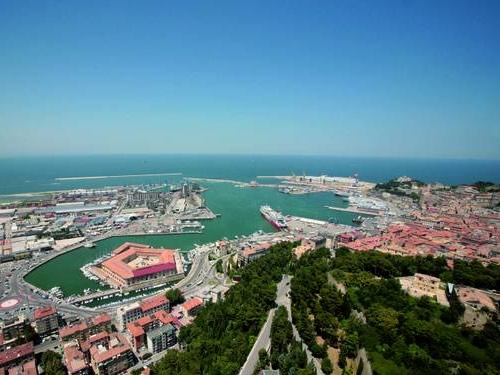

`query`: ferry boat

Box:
[260,205,288,230]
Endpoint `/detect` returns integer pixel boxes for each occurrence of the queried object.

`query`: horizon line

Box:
[1,152,499,162]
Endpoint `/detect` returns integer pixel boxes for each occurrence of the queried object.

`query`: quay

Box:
[286,215,354,238]
[72,289,119,304]
[324,205,381,216]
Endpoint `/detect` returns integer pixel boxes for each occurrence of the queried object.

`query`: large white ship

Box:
[260,205,288,230]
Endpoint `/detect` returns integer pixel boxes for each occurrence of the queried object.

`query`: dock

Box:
[286,215,354,238]
[324,206,381,216]
[72,289,120,304]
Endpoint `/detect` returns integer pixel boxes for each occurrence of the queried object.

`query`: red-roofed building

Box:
[0,358,37,375]
[140,295,169,313]
[93,243,183,290]
[238,243,271,265]
[116,294,170,331]
[152,310,174,325]
[89,333,135,375]
[126,322,146,350]
[180,298,203,318]
[0,342,34,372]
[87,331,110,346]
[64,342,89,375]
[59,313,112,343]
[125,309,176,351]
[59,321,89,342]
[89,313,112,335]
[33,306,59,336]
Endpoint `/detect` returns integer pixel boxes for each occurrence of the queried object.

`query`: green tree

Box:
[321,357,333,374]
[365,304,399,342]
[165,288,185,306]
[41,350,65,375]
[271,306,293,356]
[215,259,224,274]
[257,348,270,371]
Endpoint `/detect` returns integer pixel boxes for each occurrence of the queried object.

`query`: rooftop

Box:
[33,305,57,320]
[127,322,145,338]
[0,342,33,367]
[1,358,37,375]
[64,344,88,374]
[152,310,175,325]
[59,321,88,339]
[242,243,271,256]
[89,333,131,364]
[91,313,112,326]
[182,297,203,312]
[101,243,177,280]
[146,323,176,339]
[140,294,168,312]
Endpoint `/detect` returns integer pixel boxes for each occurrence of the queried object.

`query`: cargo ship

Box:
[260,205,288,230]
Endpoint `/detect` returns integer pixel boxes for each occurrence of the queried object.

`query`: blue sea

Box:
[0,154,499,196]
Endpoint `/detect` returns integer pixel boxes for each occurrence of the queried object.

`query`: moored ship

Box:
[260,205,288,230]
[333,189,350,197]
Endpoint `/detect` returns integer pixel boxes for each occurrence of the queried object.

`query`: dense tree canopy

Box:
[164,288,185,307]
[152,242,296,375]
[41,350,65,375]
[291,248,500,375]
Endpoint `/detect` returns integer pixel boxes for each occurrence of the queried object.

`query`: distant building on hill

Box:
[399,273,449,306]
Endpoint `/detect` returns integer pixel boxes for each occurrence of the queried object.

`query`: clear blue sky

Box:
[0,0,499,158]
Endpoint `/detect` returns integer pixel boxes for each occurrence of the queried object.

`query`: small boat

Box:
[84,242,95,248]
[352,215,365,224]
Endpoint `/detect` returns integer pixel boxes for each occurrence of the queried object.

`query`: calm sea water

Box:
[1,154,499,196]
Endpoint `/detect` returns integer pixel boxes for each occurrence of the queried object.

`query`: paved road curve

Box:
[240,275,323,375]
[239,276,290,375]
[279,275,323,375]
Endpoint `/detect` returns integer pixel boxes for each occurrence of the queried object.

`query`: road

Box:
[278,275,323,375]
[239,275,323,375]
[239,276,290,375]
[0,250,102,321]
[34,339,62,354]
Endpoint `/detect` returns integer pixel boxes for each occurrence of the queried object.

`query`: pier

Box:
[324,206,381,216]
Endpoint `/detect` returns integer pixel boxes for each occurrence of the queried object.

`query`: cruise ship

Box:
[260,205,288,230]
